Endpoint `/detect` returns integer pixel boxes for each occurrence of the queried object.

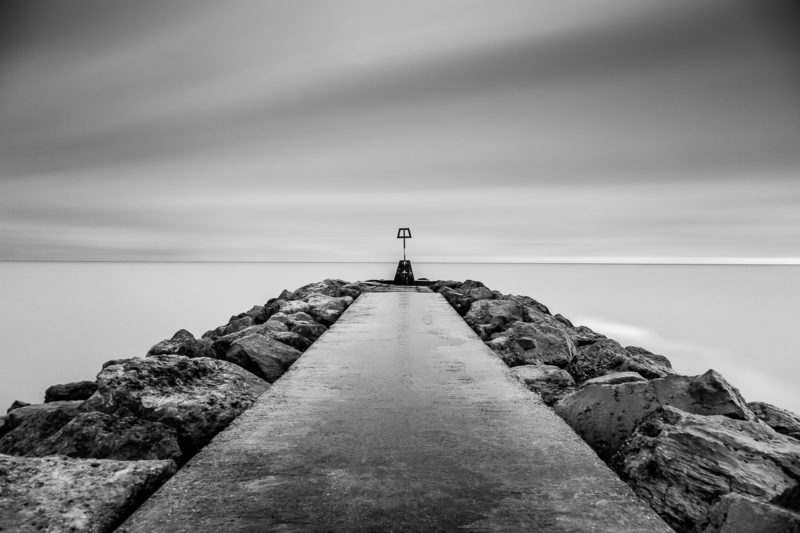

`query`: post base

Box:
[393,260,415,285]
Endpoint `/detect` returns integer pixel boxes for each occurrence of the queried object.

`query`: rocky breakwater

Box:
[0,279,371,533]
[431,279,800,533]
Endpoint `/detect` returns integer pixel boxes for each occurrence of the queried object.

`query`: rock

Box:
[306,294,352,326]
[0,453,175,533]
[269,311,316,329]
[464,299,525,339]
[23,412,182,461]
[700,493,800,533]
[554,314,573,327]
[44,380,98,402]
[147,329,216,359]
[102,358,129,368]
[83,356,269,457]
[224,334,302,382]
[582,371,646,386]
[555,370,756,461]
[504,294,550,318]
[749,402,800,440]
[612,406,800,531]
[774,484,800,512]
[511,365,576,405]
[0,416,6,436]
[567,338,673,382]
[4,401,82,430]
[0,401,83,455]
[491,321,576,368]
[275,299,313,315]
[291,323,328,343]
[484,336,527,366]
[566,325,607,347]
[244,305,268,323]
[625,346,673,369]
[437,287,475,316]
[271,331,313,351]
[211,321,290,357]
[291,279,348,299]
[6,400,30,413]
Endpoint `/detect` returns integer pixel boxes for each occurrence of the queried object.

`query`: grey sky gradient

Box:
[1,0,799,261]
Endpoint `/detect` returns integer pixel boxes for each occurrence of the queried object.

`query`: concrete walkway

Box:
[119,291,671,532]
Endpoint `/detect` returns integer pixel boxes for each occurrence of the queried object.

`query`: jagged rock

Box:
[339,282,366,300]
[291,279,349,299]
[437,287,475,316]
[555,370,756,461]
[6,400,30,413]
[504,294,550,318]
[566,325,607,347]
[612,406,800,531]
[291,323,328,343]
[0,453,175,533]
[490,321,576,368]
[4,401,82,431]
[749,401,800,440]
[554,314,573,327]
[102,358,129,369]
[464,299,525,339]
[485,336,529,366]
[83,356,268,456]
[44,380,98,402]
[244,305,268,323]
[0,401,83,455]
[271,331,313,351]
[700,493,800,533]
[625,346,673,369]
[224,334,302,382]
[567,338,673,382]
[269,311,317,329]
[24,412,181,461]
[212,321,290,357]
[774,484,800,512]
[306,294,352,326]
[582,371,646,386]
[147,329,215,359]
[0,416,6,436]
[275,299,312,315]
[511,365,575,405]
[202,315,257,340]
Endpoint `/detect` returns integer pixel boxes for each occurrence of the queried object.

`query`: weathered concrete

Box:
[119,291,670,532]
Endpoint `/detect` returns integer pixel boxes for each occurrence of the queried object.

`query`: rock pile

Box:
[0,278,370,533]
[431,279,800,532]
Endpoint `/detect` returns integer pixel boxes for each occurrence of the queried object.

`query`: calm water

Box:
[1,262,798,415]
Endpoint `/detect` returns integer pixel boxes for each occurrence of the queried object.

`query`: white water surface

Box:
[1,262,798,415]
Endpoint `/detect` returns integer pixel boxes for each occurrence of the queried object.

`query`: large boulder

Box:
[490,321,576,368]
[291,323,328,343]
[581,371,646,386]
[147,329,215,359]
[6,400,30,413]
[211,321,289,357]
[503,294,550,318]
[223,334,302,382]
[749,401,800,440]
[305,294,352,326]
[271,331,313,351]
[565,325,607,347]
[24,412,182,461]
[0,401,83,455]
[464,299,525,339]
[699,493,800,533]
[511,365,576,405]
[268,311,316,329]
[437,287,475,316]
[612,406,800,532]
[83,356,269,457]
[0,454,175,533]
[291,279,349,299]
[625,346,672,370]
[566,338,673,382]
[555,370,756,461]
[44,380,98,402]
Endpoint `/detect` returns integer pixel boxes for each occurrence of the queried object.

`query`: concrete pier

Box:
[119,290,671,532]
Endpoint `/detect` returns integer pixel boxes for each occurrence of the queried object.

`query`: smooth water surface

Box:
[1,262,798,415]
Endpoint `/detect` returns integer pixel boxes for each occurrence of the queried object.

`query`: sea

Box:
[1,262,798,415]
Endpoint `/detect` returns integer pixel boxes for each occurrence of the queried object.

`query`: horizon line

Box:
[2,257,800,266]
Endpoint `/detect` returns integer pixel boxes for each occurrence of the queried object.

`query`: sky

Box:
[1,0,800,262]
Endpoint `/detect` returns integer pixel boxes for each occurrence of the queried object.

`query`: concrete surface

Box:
[119,291,671,532]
